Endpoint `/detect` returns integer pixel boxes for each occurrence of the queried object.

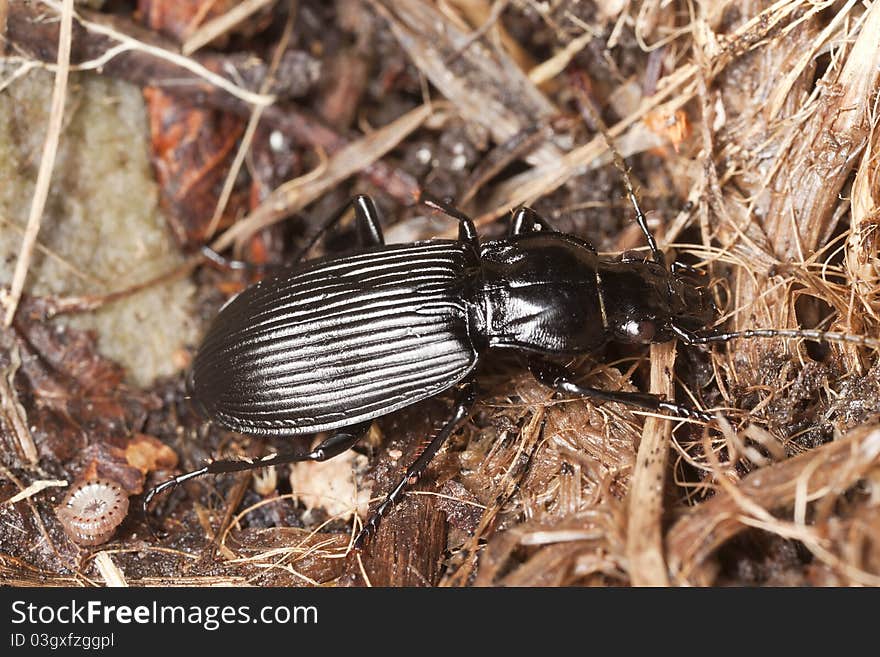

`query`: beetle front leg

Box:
[143,421,373,526]
[528,357,712,422]
[353,378,478,549]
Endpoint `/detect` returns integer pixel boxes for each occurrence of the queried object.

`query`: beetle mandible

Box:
[145,182,880,548]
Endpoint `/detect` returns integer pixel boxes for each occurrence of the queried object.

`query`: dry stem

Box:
[2,0,73,326]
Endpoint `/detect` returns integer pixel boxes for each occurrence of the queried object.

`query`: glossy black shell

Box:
[191,241,481,435]
[191,228,713,438]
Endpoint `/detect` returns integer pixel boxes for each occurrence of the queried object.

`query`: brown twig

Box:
[182,0,277,56]
[23,254,202,319]
[443,0,510,66]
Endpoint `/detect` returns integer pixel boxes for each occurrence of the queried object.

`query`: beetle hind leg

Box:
[291,194,386,262]
[529,357,712,422]
[200,195,386,273]
[143,421,372,530]
[418,192,479,249]
[353,378,478,549]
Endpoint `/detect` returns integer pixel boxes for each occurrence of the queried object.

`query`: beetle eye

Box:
[622,319,656,343]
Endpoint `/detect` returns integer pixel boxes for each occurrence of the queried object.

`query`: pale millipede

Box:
[56,479,129,546]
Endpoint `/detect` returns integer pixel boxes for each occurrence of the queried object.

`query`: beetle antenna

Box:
[676,326,880,350]
[569,70,665,267]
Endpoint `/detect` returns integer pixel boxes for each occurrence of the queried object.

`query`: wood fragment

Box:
[345,494,447,587]
[765,0,860,121]
[711,1,880,378]
[94,551,129,587]
[373,0,562,166]
[626,341,676,586]
[761,0,880,263]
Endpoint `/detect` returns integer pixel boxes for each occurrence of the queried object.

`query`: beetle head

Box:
[602,260,715,345]
[667,269,716,335]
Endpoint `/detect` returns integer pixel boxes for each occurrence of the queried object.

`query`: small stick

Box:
[3,479,67,506]
[0,342,38,465]
[3,0,74,327]
[182,0,277,56]
[626,341,676,586]
[205,0,297,238]
[93,551,129,587]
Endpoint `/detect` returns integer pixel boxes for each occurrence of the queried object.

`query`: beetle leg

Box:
[509,207,556,236]
[528,357,712,422]
[352,194,385,247]
[199,195,385,273]
[290,193,386,262]
[300,193,385,255]
[143,421,372,526]
[419,192,480,250]
[353,378,478,549]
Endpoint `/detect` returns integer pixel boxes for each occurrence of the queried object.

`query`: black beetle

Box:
[145,189,880,547]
